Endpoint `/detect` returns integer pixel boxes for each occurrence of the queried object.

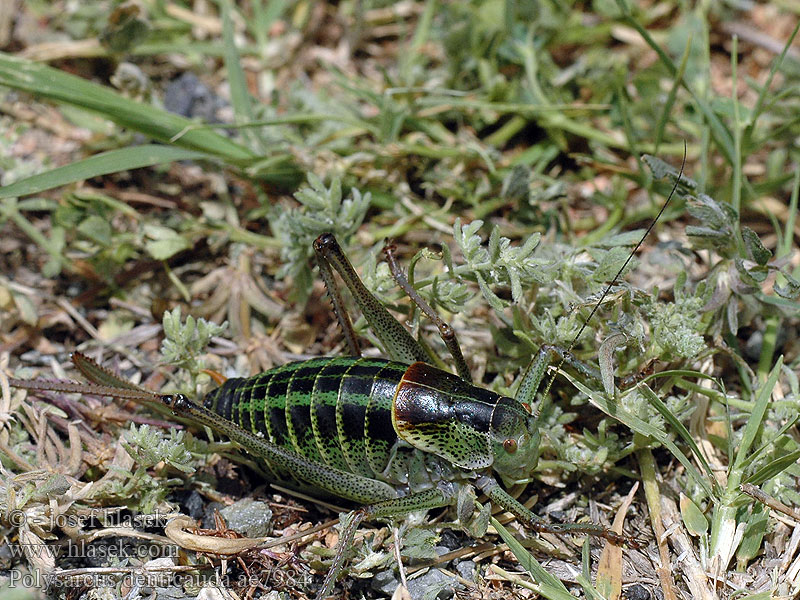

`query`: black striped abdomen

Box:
[335,359,406,477]
[202,357,407,486]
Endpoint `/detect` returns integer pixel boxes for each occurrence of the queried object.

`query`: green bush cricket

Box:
[6,160,683,597]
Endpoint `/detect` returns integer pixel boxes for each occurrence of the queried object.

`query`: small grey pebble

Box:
[219,498,273,537]
[406,568,456,600]
[153,586,185,600]
[181,490,205,520]
[164,72,226,122]
[455,560,477,581]
[434,546,451,558]
[624,583,651,600]
[370,569,399,595]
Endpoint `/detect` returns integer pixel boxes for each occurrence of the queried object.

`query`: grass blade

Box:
[0,52,257,163]
[566,373,714,497]
[0,146,209,199]
[729,357,784,483]
[613,1,735,164]
[490,517,573,600]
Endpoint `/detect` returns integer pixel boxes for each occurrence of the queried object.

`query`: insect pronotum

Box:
[6,157,683,598]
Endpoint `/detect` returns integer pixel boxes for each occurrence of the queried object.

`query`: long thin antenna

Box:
[541,145,687,399]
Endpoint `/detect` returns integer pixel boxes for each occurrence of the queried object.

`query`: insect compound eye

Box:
[503,438,518,454]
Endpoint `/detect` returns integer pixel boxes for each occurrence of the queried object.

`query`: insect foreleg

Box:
[515,345,602,419]
[476,476,643,548]
[313,233,430,365]
[317,485,457,600]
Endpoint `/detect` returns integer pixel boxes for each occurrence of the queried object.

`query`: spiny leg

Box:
[383,241,472,382]
[314,236,362,357]
[476,476,644,548]
[515,344,603,418]
[317,486,456,600]
[313,234,430,365]
[503,158,685,552]
[512,349,645,549]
